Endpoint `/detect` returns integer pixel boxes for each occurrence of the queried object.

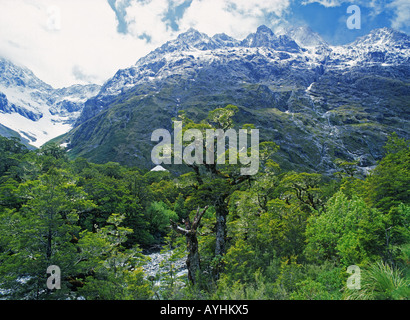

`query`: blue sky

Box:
[105,0,408,44]
[283,1,404,44]
[0,0,408,88]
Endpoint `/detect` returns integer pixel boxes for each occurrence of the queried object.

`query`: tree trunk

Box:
[46,229,52,260]
[213,198,228,281]
[170,206,208,286]
[215,208,227,257]
[185,230,201,284]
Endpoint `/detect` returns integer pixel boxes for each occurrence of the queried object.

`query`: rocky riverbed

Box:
[142,249,188,279]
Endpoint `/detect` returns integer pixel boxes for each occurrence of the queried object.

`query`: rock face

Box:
[0,57,100,147]
[54,26,410,174]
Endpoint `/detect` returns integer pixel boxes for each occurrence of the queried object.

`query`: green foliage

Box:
[366,133,410,213]
[174,193,188,220]
[213,270,271,300]
[0,130,408,300]
[259,199,309,258]
[77,214,152,300]
[343,261,409,300]
[280,172,325,211]
[207,104,239,130]
[306,192,386,266]
[0,136,28,179]
[221,238,258,284]
[274,257,305,297]
[146,201,178,237]
[0,168,93,299]
[290,279,333,300]
[150,236,188,300]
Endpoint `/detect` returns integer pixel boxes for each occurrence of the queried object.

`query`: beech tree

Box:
[170,206,208,285]
[366,133,410,213]
[0,168,94,299]
[174,105,270,280]
[76,214,151,300]
[305,191,386,266]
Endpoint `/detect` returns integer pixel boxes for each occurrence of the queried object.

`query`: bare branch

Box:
[192,205,209,229]
[170,219,189,236]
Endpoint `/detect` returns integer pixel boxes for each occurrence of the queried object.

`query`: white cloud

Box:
[301,0,410,33]
[177,0,290,39]
[226,0,290,17]
[177,0,256,38]
[301,0,384,12]
[301,0,344,7]
[0,0,293,88]
[122,0,291,42]
[388,0,410,32]
[0,0,153,88]
[124,0,177,44]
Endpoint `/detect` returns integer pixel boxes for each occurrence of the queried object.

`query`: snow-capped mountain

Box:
[76,25,409,126]
[76,25,321,124]
[87,25,409,102]
[62,25,409,173]
[0,57,100,147]
[277,26,328,48]
[241,25,301,52]
[2,25,409,173]
[332,27,410,66]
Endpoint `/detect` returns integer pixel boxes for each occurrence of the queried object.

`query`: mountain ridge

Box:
[1,25,408,175]
[0,57,101,147]
[57,25,409,175]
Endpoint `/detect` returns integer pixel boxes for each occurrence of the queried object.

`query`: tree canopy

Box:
[0,114,408,301]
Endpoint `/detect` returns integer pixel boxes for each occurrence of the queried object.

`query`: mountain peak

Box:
[177,28,209,41]
[0,55,100,147]
[368,27,409,40]
[279,25,328,47]
[352,27,410,48]
[242,25,300,53]
[371,27,402,36]
[212,33,241,47]
[0,56,51,91]
[174,27,221,51]
[256,25,274,35]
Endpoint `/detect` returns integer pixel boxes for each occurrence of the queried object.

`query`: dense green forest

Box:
[0,105,408,300]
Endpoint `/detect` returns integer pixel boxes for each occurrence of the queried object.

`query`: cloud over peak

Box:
[0,0,407,88]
